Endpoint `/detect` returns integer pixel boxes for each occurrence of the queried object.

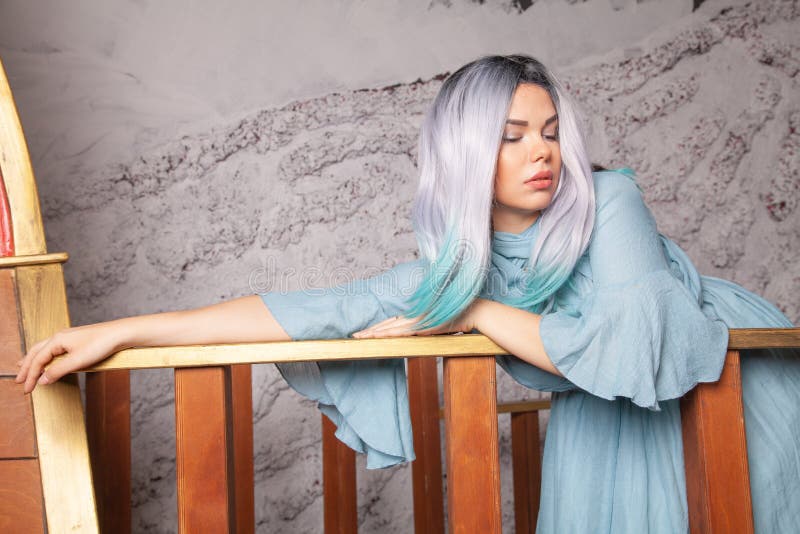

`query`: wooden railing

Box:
[2,51,799,533]
[77,328,800,533]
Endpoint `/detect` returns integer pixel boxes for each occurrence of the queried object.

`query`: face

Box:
[493,83,562,233]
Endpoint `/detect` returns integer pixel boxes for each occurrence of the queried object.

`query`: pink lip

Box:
[524,170,553,189]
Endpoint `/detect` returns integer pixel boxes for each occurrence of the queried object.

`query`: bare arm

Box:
[15,295,289,393]
[352,298,562,377]
[470,299,561,376]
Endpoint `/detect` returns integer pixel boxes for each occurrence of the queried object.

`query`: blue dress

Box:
[260,170,800,533]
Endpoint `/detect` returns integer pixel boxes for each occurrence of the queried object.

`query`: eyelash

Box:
[502,131,559,143]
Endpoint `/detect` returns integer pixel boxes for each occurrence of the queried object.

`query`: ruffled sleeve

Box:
[537,171,729,410]
[259,259,424,468]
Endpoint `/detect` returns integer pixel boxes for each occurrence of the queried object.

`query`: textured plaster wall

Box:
[1,0,798,532]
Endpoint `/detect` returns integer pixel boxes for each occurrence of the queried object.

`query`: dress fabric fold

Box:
[260,169,800,532]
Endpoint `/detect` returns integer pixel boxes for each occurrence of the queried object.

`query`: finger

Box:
[36,353,90,387]
[23,341,67,394]
[357,323,419,339]
[15,338,51,383]
[365,316,404,330]
[369,316,418,333]
[353,316,403,337]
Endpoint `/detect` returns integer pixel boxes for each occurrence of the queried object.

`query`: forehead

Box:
[506,84,556,120]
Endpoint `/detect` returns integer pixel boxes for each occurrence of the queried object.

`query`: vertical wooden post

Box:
[443,356,501,534]
[322,414,358,534]
[17,264,99,533]
[510,411,541,534]
[407,357,445,534]
[681,350,754,534]
[86,370,131,534]
[175,366,235,533]
[230,364,255,534]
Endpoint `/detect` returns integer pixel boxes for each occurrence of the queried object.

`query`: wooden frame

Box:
[2,50,798,534]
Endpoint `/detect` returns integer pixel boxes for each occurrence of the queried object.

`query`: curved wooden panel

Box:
[0,56,46,256]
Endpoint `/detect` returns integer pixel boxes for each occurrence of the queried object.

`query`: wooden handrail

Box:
[77,328,798,533]
[75,328,800,373]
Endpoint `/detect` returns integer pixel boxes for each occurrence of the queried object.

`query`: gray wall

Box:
[1,0,798,531]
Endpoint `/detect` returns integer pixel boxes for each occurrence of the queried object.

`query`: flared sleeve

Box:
[259,259,424,468]
[537,171,729,410]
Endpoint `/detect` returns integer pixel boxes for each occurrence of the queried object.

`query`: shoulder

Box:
[591,167,643,207]
[589,167,657,229]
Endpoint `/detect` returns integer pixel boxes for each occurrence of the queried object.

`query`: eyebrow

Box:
[506,114,558,127]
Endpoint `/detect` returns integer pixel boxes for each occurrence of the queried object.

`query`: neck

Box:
[492,209,540,234]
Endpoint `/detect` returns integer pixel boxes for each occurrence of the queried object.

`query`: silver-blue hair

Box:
[407,54,595,328]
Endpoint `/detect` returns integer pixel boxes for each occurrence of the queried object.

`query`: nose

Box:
[529,136,551,163]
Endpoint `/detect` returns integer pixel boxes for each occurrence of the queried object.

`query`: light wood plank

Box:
[681,350,753,534]
[0,252,68,268]
[0,58,46,256]
[86,371,131,534]
[78,328,800,373]
[322,414,358,534]
[85,335,506,371]
[511,411,541,534]
[443,356,501,534]
[407,357,445,534]
[175,366,234,533]
[16,263,98,533]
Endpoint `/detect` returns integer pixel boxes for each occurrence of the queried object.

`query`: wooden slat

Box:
[85,371,131,534]
[0,268,23,375]
[510,411,541,534]
[728,328,800,349]
[407,357,445,534]
[0,458,46,533]
[16,263,98,533]
[85,334,508,372]
[498,400,551,414]
[230,364,255,534]
[81,328,800,373]
[437,399,551,419]
[322,414,358,534]
[0,58,46,256]
[681,350,753,534]
[0,377,36,458]
[175,366,235,533]
[0,252,68,268]
[443,356,501,534]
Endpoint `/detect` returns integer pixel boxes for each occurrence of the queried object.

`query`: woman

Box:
[16,55,800,532]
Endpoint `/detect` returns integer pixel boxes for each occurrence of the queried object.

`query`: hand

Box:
[351,299,483,339]
[15,321,129,394]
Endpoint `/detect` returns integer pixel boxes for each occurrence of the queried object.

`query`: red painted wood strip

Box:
[443,356,501,534]
[0,167,14,257]
[407,357,445,534]
[681,350,753,534]
[230,364,255,534]
[0,458,45,533]
[175,366,234,533]
[85,370,131,534]
[322,414,358,534]
[510,411,541,534]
